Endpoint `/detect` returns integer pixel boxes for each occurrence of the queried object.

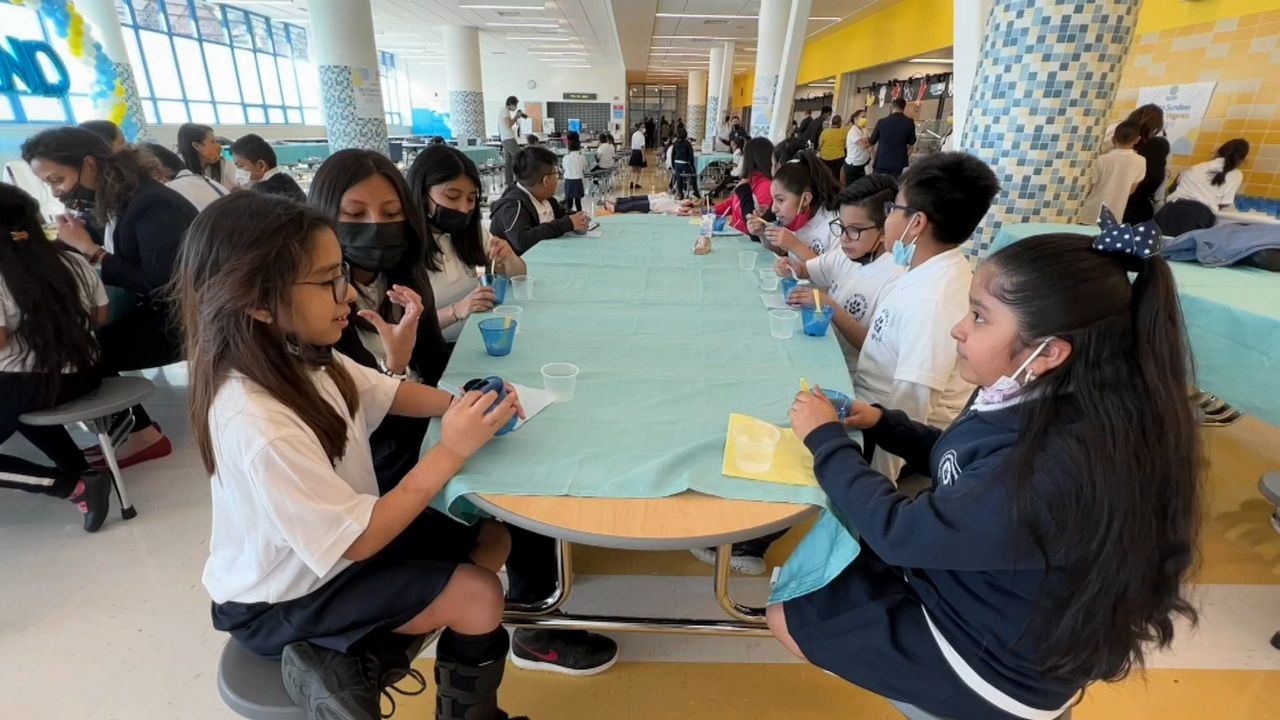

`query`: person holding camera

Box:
[499,95,527,187]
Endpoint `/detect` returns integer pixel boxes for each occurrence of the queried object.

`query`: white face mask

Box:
[974,337,1053,406]
[235,168,253,187]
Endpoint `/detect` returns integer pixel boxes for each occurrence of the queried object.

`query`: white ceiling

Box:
[223,0,624,70]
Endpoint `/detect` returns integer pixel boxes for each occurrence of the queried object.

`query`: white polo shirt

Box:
[794,207,839,256]
[854,247,974,428]
[202,353,400,605]
[807,251,904,371]
[631,130,645,151]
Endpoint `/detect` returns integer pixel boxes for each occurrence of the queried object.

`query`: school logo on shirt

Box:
[869,308,890,343]
[845,293,869,322]
[937,450,961,486]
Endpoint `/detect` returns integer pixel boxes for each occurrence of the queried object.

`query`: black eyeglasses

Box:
[295,262,351,303]
[883,201,919,217]
[829,219,880,241]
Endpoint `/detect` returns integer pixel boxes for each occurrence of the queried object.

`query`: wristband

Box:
[377,356,408,380]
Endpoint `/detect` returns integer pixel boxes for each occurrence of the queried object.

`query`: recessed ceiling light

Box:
[486,22,559,27]
[655,13,838,20]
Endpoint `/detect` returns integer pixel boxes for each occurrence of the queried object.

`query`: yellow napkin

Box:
[721,414,818,487]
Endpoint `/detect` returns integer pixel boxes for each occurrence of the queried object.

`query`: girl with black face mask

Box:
[308,149,451,493]
[407,145,527,343]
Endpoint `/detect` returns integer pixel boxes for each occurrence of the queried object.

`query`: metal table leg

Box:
[503,540,771,636]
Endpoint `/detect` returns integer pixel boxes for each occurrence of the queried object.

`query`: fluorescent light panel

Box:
[486,22,559,27]
[655,13,838,20]
[509,36,574,41]
[460,1,545,8]
[529,51,589,55]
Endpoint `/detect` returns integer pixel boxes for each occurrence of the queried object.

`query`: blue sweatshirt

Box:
[802,403,1082,712]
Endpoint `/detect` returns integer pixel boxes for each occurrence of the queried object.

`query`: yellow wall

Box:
[795,0,952,86]
[1136,0,1280,34]
[1112,9,1280,198]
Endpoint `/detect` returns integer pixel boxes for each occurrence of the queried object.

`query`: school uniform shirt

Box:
[206,156,242,192]
[426,232,482,343]
[845,125,871,168]
[352,275,400,373]
[805,251,905,370]
[518,184,556,225]
[166,168,227,212]
[731,149,744,177]
[1076,148,1147,224]
[497,109,517,142]
[202,353,400,605]
[562,151,585,181]
[794,400,1084,718]
[855,248,974,477]
[596,143,616,169]
[793,207,840,256]
[630,130,646,152]
[1166,157,1243,211]
[0,252,107,373]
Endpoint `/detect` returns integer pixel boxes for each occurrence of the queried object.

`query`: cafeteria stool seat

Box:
[19,376,155,521]
[218,633,437,719]
[891,699,1072,719]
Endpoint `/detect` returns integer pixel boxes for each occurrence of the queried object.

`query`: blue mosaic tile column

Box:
[703,45,725,153]
[444,26,485,143]
[962,0,1140,258]
[318,65,390,154]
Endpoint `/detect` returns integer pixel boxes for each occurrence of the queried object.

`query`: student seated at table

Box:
[776,232,1201,720]
[307,149,451,488]
[777,174,905,367]
[24,126,196,469]
[852,152,999,480]
[231,133,307,202]
[748,151,841,261]
[712,136,774,235]
[488,146,589,255]
[592,133,616,171]
[179,193,526,720]
[0,185,112,532]
[710,136,746,197]
[525,134,541,147]
[142,142,228,212]
[407,145,527,343]
[1155,138,1250,237]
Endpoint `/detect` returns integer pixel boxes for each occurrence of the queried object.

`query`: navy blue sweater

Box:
[802,404,1082,711]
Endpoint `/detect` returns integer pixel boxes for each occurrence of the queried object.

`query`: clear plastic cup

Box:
[511,275,533,301]
[738,250,758,271]
[759,274,779,291]
[769,309,798,339]
[494,305,523,334]
[734,419,782,473]
[541,362,580,401]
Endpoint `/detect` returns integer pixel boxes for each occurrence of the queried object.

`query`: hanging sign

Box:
[563,92,597,101]
[350,66,383,120]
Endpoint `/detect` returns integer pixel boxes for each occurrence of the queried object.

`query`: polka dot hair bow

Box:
[1093,204,1159,260]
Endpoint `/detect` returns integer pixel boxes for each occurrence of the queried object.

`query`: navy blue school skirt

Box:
[563,178,585,200]
[783,548,1027,720]
[213,509,483,658]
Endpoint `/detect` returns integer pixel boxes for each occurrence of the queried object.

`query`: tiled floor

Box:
[1,159,1277,718]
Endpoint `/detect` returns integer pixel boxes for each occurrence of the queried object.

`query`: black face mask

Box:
[336,221,407,273]
[62,170,96,213]
[426,205,473,237]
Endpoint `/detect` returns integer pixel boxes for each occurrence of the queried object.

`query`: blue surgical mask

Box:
[891,214,919,267]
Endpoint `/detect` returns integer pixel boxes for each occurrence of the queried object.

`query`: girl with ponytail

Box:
[1156,138,1251,236]
[776,232,1201,719]
[748,149,842,261]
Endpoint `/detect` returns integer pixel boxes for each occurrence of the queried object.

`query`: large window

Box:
[379,51,412,127]
[0,3,88,125]
[119,0,319,125]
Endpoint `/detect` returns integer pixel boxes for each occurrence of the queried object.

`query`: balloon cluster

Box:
[6,0,138,139]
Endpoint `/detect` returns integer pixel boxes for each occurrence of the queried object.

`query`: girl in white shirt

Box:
[594,133,617,170]
[749,151,842,261]
[777,175,906,371]
[0,185,112,532]
[180,192,526,719]
[561,131,586,213]
[177,123,241,191]
[407,145,527,343]
[1156,138,1250,236]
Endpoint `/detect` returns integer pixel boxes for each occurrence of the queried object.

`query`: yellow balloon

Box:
[114,83,125,97]
[109,105,127,124]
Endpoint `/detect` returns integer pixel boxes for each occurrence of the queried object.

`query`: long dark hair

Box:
[177,123,220,182]
[171,192,359,474]
[21,127,163,226]
[772,150,841,211]
[0,184,99,397]
[405,145,487,272]
[307,149,433,327]
[1126,104,1164,145]
[984,233,1201,683]
[740,136,774,180]
[1210,138,1249,186]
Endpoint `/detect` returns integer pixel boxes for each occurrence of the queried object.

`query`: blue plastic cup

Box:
[780,277,798,299]
[463,376,519,436]
[481,273,510,305]
[801,305,834,336]
[820,389,853,420]
[713,215,727,232]
[478,318,517,356]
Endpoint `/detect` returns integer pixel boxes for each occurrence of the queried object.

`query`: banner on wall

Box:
[351,67,384,120]
[1137,81,1216,155]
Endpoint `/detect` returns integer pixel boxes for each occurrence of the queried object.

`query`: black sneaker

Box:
[67,472,112,533]
[282,641,427,719]
[510,629,618,676]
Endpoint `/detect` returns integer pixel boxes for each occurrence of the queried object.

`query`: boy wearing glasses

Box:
[853,154,1000,480]
[489,146,589,255]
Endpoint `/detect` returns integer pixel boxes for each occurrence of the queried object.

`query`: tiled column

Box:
[686,70,707,146]
[308,0,389,154]
[444,26,485,142]
[963,0,1140,258]
[703,45,725,153]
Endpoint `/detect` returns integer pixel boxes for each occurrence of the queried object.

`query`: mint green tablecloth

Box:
[990,222,1280,426]
[697,152,735,175]
[272,143,331,165]
[427,214,853,514]
[460,146,501,166]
